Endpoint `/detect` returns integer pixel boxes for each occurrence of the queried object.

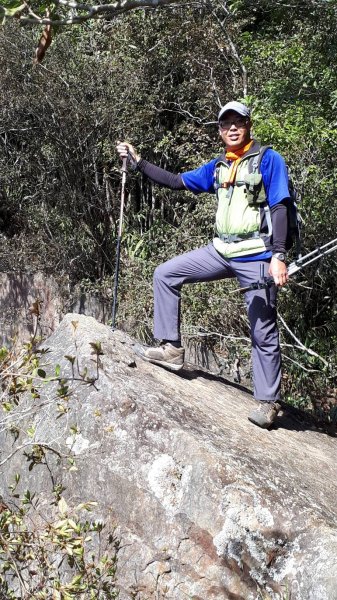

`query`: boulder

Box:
[1,313,337,600]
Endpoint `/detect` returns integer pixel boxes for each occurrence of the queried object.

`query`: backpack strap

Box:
[213,153,226,190]
[257,145,273,170]
[250,145,273,236]
[214,152,237,202]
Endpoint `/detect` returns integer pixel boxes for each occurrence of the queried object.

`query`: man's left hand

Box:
[269,257,289,287]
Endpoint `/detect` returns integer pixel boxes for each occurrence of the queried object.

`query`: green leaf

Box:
[1,0,22,6]
[0,346,9,361]
[1,0,25,16]
[58,496,68,516]
[4,4,25,16]
[70,574,83,586]
[27,426,36,438]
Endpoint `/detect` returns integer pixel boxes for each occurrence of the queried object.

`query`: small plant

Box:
[0,494,119,599]
[0,326,119,599]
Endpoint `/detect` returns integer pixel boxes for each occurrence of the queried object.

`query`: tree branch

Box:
[206,1,248,97]
[0,441,64,468]
[278,312,329,367]
[15,0,203,25]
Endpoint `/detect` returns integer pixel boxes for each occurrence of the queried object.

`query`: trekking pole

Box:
[287,237,337,276]
[230,237,337,295]
[112,156,128,329]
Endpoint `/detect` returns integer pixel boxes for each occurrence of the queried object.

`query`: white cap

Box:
[218,101,251,121]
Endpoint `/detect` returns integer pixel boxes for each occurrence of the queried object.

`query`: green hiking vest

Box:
[213,141,272,259]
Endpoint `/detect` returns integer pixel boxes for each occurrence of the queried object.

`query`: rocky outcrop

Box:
[0,271,249,383]
[0,271,110,346]
[1,313,337,600]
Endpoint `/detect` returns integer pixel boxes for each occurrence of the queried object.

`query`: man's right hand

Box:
[116,141,140,163]
[268,256,289,287]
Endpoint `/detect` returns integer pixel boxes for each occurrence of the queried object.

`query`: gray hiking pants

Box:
[153,243,280,402]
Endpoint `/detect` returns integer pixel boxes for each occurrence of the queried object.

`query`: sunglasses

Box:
[219,117,248,130]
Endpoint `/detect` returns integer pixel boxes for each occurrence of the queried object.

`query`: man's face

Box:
[218,110,251,151]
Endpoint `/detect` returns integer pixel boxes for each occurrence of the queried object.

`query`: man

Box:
[117,101,289,429]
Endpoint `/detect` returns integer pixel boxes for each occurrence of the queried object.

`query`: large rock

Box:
[1,313,337,600]
[0,271,111,346]
[0,271,248,383]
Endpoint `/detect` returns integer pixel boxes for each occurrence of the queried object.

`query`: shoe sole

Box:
[248,416,273,429]
[134,345,184,372]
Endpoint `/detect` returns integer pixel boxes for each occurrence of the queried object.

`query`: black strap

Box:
[257,145,273,170]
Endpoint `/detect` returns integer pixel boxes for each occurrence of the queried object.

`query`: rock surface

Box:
[0,271,111,346]
[1,313,337,600]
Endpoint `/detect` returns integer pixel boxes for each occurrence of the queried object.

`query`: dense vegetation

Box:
[0,0,336,422]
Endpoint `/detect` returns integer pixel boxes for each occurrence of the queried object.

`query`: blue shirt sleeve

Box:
[181,158,218,194]
[260,149,290,207]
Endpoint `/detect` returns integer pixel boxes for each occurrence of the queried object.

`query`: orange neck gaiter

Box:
[225,140,254,186]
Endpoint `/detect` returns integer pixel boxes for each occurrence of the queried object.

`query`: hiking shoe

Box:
[248,401,281,429]
[134,343,185,372]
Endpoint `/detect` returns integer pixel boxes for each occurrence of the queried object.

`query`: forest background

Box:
[0,0,337,423]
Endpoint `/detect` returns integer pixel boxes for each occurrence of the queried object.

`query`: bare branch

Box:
[0,441,64,468]
[282,353,322,373]
[15,0,205,26]
[278,312,329,367]
[206,1,248,97]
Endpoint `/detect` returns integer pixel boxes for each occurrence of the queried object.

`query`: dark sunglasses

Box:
[219,116,248,130]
